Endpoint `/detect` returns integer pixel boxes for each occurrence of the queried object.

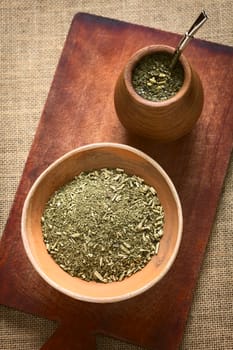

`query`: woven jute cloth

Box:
[0,1,232,349]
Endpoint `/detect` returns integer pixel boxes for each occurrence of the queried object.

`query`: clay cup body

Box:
[114,45,204,142]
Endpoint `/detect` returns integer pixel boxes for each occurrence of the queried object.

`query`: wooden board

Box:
[0,13,233,350]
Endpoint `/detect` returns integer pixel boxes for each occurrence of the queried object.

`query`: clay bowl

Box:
[114,45,204,142]
[21,143,182,303]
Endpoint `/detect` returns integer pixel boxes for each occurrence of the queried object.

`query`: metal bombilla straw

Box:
[170,10,208,70]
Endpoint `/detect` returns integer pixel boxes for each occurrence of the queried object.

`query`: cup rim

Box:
[124,44,192,107]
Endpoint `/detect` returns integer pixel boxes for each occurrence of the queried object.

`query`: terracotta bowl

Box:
[114,45,204,142]
[21,143,182,303]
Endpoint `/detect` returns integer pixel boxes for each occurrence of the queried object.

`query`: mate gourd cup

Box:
[21,143,182,303]
[114,45,204,142]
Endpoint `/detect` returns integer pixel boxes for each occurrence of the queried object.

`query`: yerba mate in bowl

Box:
[114,45,204,142]
[42,168,164,283]
[21,143,182,303]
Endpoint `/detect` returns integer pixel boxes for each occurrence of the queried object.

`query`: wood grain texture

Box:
[0,13,233,350]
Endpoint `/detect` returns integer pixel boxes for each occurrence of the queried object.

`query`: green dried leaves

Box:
[132,52,184,101]
[41,168,165,283]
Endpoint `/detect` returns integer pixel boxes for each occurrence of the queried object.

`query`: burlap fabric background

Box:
[0,1,232,349]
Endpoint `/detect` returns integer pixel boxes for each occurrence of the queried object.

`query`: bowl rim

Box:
[21,142,183,303]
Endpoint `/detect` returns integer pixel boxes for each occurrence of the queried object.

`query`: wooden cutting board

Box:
[0,13,233,350]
